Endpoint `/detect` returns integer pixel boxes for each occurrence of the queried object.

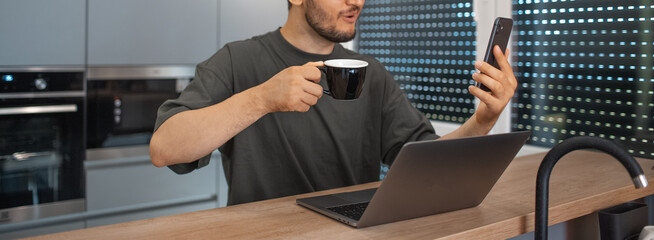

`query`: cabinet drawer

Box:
[85,150,217,210]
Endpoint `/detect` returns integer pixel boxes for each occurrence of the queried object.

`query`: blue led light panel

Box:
[512,0,654,159]
[357,0,476,123]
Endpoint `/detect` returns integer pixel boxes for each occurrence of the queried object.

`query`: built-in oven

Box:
[0,67,86,224]
[86,66,193,149]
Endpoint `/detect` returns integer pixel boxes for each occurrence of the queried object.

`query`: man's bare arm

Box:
[150,62,325,167]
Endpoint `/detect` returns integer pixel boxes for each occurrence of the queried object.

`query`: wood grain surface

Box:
[31,151,654,240]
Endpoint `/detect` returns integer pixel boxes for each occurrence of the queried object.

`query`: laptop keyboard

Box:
[326,202,369,221]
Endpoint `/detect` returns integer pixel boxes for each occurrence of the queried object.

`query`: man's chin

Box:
[313,28,354,43]
[334,32,356,43]
[334,29,356,42]
[338,25,356,35]
[308,18,357,42]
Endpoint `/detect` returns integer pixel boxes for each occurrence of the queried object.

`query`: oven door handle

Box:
[0,104,78,115]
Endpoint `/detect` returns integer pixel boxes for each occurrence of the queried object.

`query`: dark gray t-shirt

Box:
[155,29,438,205]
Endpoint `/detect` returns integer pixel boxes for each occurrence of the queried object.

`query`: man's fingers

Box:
[472,72,503,95]
[475,60,504,82]
[493,46,512,77]
[492,46,517,91]
[303,61,325,67]
[299,63,323,83]
[299,94,319,109]
[469,85,500,106]
[501,47,519,90]
[303,81,324,98]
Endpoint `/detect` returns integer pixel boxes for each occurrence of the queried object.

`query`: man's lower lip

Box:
[343,16,356,23]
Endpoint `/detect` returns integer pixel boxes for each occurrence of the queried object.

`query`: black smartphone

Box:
[475,17,513,91]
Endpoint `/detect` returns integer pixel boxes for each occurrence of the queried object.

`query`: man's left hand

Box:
[468,45,518,129]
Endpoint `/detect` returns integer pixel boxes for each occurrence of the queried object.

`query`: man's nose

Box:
[345,0,365,7]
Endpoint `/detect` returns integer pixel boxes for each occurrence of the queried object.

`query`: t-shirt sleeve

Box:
[379,70,440,166]
[154,46,235,174]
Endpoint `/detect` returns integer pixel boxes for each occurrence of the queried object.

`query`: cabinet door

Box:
[85,156,216,210]
[219,0,287,47]
[85,149,220,228]
[0,0,86,66]
[88,0,218,65]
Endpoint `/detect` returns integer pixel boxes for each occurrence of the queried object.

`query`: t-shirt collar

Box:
[272,28,344,62]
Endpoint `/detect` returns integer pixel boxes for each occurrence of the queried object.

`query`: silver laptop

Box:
[296,131,531,228]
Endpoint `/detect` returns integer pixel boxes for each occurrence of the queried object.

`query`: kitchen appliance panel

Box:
[86,66,192,149]
[0,68,85,224]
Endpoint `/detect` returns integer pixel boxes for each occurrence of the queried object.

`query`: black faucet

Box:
[535,136,648,240]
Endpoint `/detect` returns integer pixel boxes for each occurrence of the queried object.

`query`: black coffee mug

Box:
[319,59,368,100]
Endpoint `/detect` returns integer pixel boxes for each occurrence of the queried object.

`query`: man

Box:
[150,0,517,205]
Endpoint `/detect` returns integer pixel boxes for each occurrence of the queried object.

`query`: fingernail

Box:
[475,61,482,68]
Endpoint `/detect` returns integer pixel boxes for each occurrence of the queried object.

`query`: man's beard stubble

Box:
[305,0,358,43]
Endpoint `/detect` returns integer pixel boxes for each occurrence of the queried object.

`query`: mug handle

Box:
[317,66,331,96]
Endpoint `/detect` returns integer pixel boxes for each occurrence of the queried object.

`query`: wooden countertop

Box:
[34,151,654,239]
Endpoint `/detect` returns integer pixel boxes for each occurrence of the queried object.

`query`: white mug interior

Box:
[324,59,368,68]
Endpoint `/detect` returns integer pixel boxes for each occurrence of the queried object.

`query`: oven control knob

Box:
[34,78,47,90]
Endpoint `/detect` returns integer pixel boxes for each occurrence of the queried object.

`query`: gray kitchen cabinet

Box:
[0,0,86,66]
[219,0,287,47]
[84,146,219,228]
[87,0,218,65]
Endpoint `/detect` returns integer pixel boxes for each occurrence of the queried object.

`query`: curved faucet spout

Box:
[535,136,648,240]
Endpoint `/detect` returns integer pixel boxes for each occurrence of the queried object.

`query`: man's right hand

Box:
[254,61,325,113]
